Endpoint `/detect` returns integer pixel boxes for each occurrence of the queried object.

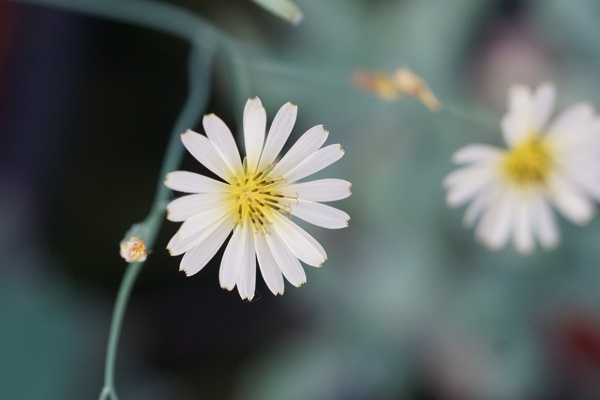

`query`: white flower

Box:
[444,83,600,254]
[165,98,351,299]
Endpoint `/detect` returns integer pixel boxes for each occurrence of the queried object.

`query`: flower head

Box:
[444,83,600,254]
[120,236,147,263]
[165,98,350,299]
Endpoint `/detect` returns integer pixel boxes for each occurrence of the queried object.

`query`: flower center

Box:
[228,165,293,233]
[501,136,553,186]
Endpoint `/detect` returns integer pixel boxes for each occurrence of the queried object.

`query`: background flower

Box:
[445,83,600,253]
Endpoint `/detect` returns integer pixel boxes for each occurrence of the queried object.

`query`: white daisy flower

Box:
[165,98,351,299]
[444,83,600,254]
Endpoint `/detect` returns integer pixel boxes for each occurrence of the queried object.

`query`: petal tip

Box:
[179,268,191,277]
[182,129,195,137]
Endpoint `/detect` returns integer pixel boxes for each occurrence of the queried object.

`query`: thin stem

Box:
[98,46,213,399]
[13,1,218,398]
[13,0,219,47]
[100,261,143,400]
[443,102,498,131]
[152,45,215,208]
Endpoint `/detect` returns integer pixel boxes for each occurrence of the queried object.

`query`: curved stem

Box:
[443,102,498,130]
[100,261,143,400]
[152,45,215,207]
[98,46,213,399]
[12,2,218,399]
[12,0,219,47]
[11,2,244,399]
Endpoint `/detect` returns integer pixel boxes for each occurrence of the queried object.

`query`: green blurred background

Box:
[2,0,600,399]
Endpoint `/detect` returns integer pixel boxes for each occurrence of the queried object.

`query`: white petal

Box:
[168,213,233,256]
[282,179,351,202]
[563,164,600,201]
[283,144,344,183]
[243,98,266,174]
[475,190,515,250]
[236,228,257,300]
[451,144,503,165]
[243,97,262,124]
[503,85,532,146]
[531,192,559,249]
[219,226,246,291]
[165,171,229,193]
[258,102,297,171]
[203,114,243,175]
[179,217,232,276]
[176,204,233,240]
[255,233,284,295]
[513,197,535,254]
[550,175,595,224]
[445,167,494,207]
[270,212,326,267]
[167,193,225,222]
[463,188,495,227]
[271,125,328,178]
[181,130,233,182]
[444,166,478,187]
[532,82,556,130]
[291,200,349,229]
[548,103,596,138]
[265,231,306,287]
[508,84,531,114]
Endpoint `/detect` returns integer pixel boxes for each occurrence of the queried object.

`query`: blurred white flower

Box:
[165,98,350,299]
[444,83,600,254]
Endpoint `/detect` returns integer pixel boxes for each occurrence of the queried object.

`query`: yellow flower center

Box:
[228,164,294,233]
[501,136,553,186]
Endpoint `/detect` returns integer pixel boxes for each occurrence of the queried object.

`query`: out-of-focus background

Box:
[3,0,600,399]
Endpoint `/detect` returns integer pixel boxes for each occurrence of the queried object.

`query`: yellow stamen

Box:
[227,162,295,233]
[502,136,553,187]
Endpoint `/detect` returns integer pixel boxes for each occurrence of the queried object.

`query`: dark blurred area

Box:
[0,1,299,399]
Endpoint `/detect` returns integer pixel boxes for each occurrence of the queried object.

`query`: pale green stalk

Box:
[10,1,242,399]
[98,46,213,400]
[443,102,498,131]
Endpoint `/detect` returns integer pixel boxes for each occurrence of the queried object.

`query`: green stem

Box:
[97,45,213,400]
[11,2,251,399]
[11,1,217,398]
[152,45,215,207]
[443,102,498,131]
[100,259,143,400]
[12,0,219,47]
